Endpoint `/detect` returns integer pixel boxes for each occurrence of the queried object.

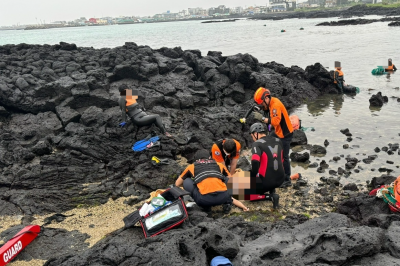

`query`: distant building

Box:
[270,3,287,12]
[230,6,244,14]
[325,0,337,7]
[89,18,97,24]
[209,5,230,16]
[268,0,296,12]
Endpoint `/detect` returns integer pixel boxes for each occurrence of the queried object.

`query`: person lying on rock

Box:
[211,138,241,176]
[175,149,249,213]
[241,87,293,188]
[118,84,172,137]
[247,122,285,206]
[385,58,397,72]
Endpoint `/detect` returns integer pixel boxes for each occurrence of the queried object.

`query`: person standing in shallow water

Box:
[118,84,172,137]
[333,61,345,94]
[385,58,397,72]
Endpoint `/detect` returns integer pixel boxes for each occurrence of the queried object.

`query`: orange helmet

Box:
[254,87,270,105]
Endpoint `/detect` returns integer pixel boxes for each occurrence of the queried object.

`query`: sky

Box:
[0,0,271,26]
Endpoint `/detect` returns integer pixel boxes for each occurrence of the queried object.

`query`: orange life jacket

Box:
[395,175,400,203]
[125,98,136,111]
[386,65,394,71]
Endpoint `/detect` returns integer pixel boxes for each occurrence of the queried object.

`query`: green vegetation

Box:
[367,2,400,8]
[230,209,284,223]
[303,212,311,219]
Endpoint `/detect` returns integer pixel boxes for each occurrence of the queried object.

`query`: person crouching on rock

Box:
[175,149,249,213]
[118,84,172,137]
[385,58,397,72]
[248,123,285,205]
[211,138,241,176]
[334,64,345,94]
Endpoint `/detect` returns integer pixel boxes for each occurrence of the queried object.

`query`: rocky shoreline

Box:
[1,42,400,265]
[250,4,400,21]
[316,16,400,26]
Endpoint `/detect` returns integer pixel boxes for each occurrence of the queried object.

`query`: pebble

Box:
[387,161,394,164]
[374,147,380,152]
[343,144,349,149]
[329,170,337,175]
[340,128,349,134]
[382,147,389,152]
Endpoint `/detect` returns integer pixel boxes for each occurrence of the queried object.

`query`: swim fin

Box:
[132,136,160,152]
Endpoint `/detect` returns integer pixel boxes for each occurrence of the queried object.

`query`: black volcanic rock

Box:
[369,92,388,107]
[0,42,330,215]
[290,152,310,162]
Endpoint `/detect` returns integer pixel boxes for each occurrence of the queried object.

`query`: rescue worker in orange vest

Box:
[241,87,293,188]
[118,84,172,137]
[334,66,345,94]
[175,149,249,213]
[211,139,241,176]
[385,58,397,72]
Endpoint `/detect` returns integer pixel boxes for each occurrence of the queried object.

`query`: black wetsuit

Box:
[247,135,285,195]
[119,98,166,134]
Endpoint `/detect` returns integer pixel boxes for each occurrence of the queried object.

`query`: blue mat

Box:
[132,136,160,152]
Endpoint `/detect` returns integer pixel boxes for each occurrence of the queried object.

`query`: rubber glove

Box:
[253,112,264,122]
[119,121,127,127]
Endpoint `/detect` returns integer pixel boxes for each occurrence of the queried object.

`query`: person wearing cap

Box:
[211,138,241,175]
[385,58,397,72]
[247,123,285,203]
[118,84,172,137]
[175,149,249,213]
[240,87,293,188]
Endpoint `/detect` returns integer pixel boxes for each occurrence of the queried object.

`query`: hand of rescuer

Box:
[119,121,127,127]
[253,112,264,122]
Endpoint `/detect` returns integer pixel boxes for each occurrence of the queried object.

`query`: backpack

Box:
[123,186,190,238]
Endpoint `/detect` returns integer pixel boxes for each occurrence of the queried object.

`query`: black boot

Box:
[222,203,232,214]
[271,194,280,209]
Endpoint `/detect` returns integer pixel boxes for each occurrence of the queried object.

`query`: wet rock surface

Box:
[41,183,400,265]
[317,16,400,26]
[249,4,400,21]
[369,91,389,107]
[0,42,332,216]
[1,42,400,265]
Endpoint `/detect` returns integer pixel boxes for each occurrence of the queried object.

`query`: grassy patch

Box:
[367,2,400,8]
[230,209,284,223]
[303,212,311,219]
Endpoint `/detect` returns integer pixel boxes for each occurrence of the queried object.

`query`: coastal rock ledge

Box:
[1,42,399,265]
